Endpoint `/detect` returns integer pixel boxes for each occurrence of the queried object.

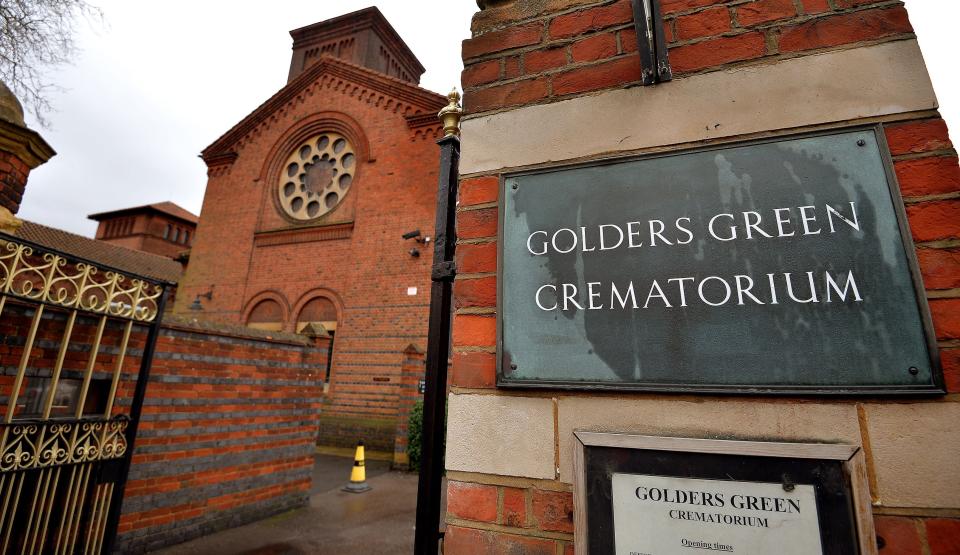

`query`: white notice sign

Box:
[612,474,823,555]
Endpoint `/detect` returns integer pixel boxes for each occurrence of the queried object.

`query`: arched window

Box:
[295,296,338,334]
[246,299,285,331]
[171,227,180,243]
[163,224,170,240]
[182,230,190,245]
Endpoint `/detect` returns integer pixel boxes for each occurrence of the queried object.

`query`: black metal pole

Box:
[101,288,169,554]
[413,133,460,555]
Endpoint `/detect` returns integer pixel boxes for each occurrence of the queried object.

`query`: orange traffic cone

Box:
[342,440,372,493]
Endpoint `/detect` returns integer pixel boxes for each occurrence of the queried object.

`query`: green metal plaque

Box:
[498,128,943,393]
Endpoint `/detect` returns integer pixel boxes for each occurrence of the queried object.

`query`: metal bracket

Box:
[431,261,456,282]
[631,0,672,85]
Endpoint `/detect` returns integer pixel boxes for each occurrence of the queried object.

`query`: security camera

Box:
[402,229,421,240]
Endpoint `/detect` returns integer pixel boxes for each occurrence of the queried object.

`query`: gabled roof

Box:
[201,55,446,162]
[15,220,184,283]
[88,201,199,225]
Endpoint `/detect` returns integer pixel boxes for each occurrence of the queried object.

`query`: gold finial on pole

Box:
[438,87,462,138]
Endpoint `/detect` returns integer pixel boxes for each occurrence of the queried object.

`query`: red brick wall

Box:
[0,150,30,214]
[176,66,445,444]
[874,516,960,555]
[95,212,195,259]
[462,0,914,113]
[449,0,960,552]
[445,482,960,555]
[116,318,327,552]
[138,234,187,259]
[445,481,576,554]
[891,120,960,393]
[99,235,145,253]
[0,302,325,553]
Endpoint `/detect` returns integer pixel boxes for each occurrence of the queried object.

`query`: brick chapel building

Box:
[175,7,447,452]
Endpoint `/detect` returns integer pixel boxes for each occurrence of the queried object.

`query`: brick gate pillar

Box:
[394,343,426,468]
[445,0,960,552]
[0,81,55,233]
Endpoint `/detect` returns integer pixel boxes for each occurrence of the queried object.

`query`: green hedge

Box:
[407,399,447,471]
[407,400,424,470]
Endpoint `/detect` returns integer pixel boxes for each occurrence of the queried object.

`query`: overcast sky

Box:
[16,0,960,236]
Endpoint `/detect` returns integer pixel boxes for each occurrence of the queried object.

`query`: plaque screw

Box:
[510,363,518,370]
[857,139,866,147]
[781,474,795,492]
[512,183,518,190]
[909,366,919,375]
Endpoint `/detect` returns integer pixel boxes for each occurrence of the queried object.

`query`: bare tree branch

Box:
[0,0,102,127]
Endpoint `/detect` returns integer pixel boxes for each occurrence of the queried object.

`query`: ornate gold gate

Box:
[0,232,167,554]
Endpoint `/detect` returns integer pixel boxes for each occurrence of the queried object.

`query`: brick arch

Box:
[291,289,345,388]
[291,287,344,331]
[241,290,291,330]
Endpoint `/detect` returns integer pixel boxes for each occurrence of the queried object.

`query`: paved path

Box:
[152,455,422,555]
[309,453,392,496]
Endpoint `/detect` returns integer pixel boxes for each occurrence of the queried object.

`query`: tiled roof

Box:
[14,220,183,283]
[88,201,199,224]
[148,202,199,223]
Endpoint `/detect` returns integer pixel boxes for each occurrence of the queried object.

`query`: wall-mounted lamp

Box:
[189,289,214,311]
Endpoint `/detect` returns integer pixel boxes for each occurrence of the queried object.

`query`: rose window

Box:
[278,132,355,221]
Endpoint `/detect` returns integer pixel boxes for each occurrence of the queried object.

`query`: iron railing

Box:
[0,231,169,554]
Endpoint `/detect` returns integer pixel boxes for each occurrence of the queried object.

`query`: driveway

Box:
[152,454,431,555]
